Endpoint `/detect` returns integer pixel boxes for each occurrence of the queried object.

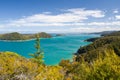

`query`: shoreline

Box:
[0,37,52,42]
[0,34,99,65]
[0,35,66,42]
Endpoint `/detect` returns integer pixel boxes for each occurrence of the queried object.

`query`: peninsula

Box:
[0,32,52,40]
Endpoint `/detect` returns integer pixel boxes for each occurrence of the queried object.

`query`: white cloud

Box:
[108,17,115,20]
[115,15,120,20]
[0,25,4,28]
[67,8,105,18]
[88,21,120,26]
[4,8,104,27]
[0,8,120,33]
[113,10,119,14]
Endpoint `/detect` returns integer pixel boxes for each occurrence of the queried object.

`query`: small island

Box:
[0,32,52,41]
[55,34,65,36]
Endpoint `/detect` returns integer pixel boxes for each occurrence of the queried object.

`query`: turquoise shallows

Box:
[0,34,100,65]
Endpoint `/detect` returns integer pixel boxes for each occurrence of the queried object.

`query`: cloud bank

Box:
[0,8,120,33]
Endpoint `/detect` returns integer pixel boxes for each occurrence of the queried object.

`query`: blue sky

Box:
[0,0,120,33]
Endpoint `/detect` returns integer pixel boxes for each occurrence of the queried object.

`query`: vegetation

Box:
[0,32,27,40]
[101,31,120,36]
[86,31,120,42]
[85,37,99,42]
[56,34,65,36]
[30,34,44,65]
[0,52,64,80]
[90,31,116,35]
[59,31,120,80]
[0,31,120,80]
[38,32,52,38]
[0,34,64,80]
[0,32,52,40]
[60,48,120,80]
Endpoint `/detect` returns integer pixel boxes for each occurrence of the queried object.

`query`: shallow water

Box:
[0,34,100,65]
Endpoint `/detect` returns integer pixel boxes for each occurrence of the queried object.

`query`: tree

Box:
[30,34,44,65]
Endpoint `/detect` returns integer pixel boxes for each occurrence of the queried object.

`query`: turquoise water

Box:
[0,34,100,65]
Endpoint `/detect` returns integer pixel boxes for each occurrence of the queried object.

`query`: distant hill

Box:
[55,34,65,36]
[85,31,120,42]
[85,37,100,42]
[76,31,120,62]
[0,32,52,40]
[90,31,116,35]
[101,31,120,36]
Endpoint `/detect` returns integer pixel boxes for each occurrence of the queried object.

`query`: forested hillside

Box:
[0,32,51,40]
[59,31,120,80]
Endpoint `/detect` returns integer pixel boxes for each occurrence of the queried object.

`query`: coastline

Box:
[0,37,52,42]
[0,39,35,42]
[0,35,65,42]
[0,34,99,65]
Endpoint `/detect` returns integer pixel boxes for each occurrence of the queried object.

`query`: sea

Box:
[0,34,100,65]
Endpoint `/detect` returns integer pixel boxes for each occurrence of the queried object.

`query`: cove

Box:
[0,34,100,65]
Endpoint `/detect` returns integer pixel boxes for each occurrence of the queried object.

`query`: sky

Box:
[0,0,120,33]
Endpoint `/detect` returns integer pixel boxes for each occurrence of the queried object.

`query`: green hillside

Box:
[59,31,120,80]
[0,32,52,40]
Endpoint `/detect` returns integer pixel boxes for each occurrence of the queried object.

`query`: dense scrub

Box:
[0,52,64,80]
[85,37,99,42]
[60,48,120,80]
[77,36,120,56]
[1,49,120,80]
[59,31,120,80]
[76,31,120,62]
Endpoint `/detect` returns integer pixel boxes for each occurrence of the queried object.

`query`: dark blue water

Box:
[0,34,100,65]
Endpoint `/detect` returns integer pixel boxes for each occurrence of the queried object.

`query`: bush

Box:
[0,52,64,80]
[60,49,120,80]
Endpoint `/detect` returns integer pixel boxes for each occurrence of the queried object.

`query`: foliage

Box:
[30,34,44,65]
[77,36,120,56]
[88,50,120,80]
[0,32,27,40]
[60,49,120,80]
[85,37,99,42]
[38,32,52,38]
[0,31,120,80]
[101,31,120,36]
[0,32,51,40]
[60,31,120,80]
[0,52,64,80]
